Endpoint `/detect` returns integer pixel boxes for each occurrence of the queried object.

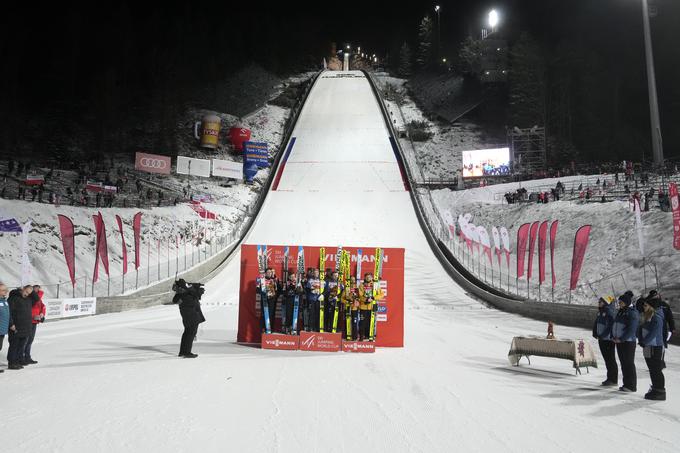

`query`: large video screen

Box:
[462,147,510,177]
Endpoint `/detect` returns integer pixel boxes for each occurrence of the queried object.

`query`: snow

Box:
[2,70,678,452]
[375,74,497,181]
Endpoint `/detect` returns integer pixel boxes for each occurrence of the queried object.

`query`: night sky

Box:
[1,1,678,159]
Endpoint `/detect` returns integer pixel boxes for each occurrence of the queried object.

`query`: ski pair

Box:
[257,245,271,334]
[369,247,384,341]
[345,249,362,340]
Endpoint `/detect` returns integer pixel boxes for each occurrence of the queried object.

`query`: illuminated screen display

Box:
[462,147,510,177]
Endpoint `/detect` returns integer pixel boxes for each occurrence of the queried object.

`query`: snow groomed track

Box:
[3,71,679,452]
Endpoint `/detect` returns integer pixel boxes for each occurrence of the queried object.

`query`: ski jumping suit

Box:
[342,283,360,340]
[324,278,342,332]
[305,277,322,332]
[358,281,383,340]
[282,280,303,334]
[258,276,279,332]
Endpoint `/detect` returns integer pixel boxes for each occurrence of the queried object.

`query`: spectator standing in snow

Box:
[6,285,34,370]
[0,284,9,373]
[646,290,675,365]
[22,285,45,365]
[612,293,639,392]
[639,298,666,400]
[172,279,205,358]
[593,297,618,386]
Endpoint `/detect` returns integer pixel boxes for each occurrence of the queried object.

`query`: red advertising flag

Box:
[135,152,172,175]
[92,214,101,283]
[527,221,540,280]
[115,215,128,275]
[57,215,76,286]
[570,225,592,290]
[516,223,531,278]
[538,221,548,284]
[670,183,680,250]
[133,212,142,270]
[549,220,559,288]
[98,212,110,276]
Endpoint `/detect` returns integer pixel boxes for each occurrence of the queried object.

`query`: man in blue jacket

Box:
[639,298,666,401]
[593,297,618,386]
[612,293,639,392]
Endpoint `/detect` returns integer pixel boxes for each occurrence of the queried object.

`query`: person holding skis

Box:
[358,273,383,341]
[305,268,322,332]
[324,270,342,332]
[612,293,639,392]
[282,272,303,334]
[258,268,279,333]
[592,296,618,386]
[342,275,360,340]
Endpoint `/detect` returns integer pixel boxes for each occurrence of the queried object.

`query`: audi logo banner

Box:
[135,152,172,175]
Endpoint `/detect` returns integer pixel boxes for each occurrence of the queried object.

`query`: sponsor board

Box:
[261,334,299,350]
[44,297,97,320]
[176,156,211,177]
[299,331,341,352]
[341,340,376,353]
[135,152,172,175]
[212,159,243,179]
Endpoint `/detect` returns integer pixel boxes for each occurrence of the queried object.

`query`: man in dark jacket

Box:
[172,280,205,358]
[7,285,34,369]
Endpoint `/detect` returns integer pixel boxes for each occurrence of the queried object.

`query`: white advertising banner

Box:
[212,159,243,179]
[44,297,97,320]
[176,156,211,177]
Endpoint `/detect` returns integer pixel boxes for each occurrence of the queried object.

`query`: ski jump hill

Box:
[4,70,678,451]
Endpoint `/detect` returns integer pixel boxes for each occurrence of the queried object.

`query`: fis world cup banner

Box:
[237,244,405,347]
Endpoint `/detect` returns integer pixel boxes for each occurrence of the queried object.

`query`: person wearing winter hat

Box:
[647,290,675,351]
[592,296,618,386]
[612,293,639,392]
[639,298,666,400]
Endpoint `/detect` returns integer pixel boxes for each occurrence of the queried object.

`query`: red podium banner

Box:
[237,244,405,347]
[299,331,342,352]
[261,334,299,350]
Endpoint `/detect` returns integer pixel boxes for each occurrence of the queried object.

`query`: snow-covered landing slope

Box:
[3,71,678,452]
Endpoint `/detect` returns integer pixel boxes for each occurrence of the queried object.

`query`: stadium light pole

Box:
[435,5,441,57]
[641,0,663,166]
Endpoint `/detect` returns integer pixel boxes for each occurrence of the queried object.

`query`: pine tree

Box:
[398,42,412,77]
[508,32,546,127]
[416,16,433,68]
[458,36,483,77]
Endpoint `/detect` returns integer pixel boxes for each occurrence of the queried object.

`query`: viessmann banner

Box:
[237,244,405,347]
[212,159,243,180]
[135,152,171,175]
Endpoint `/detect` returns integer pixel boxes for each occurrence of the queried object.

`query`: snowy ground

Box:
[2,70,678,452]
[375,74,499,181]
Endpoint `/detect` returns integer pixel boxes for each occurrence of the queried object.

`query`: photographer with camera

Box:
[172,279,206,358]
